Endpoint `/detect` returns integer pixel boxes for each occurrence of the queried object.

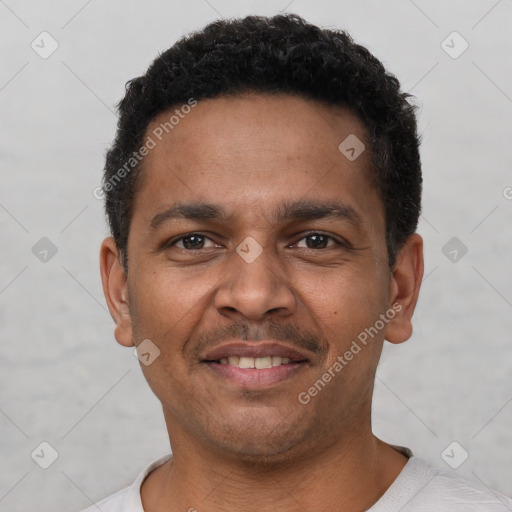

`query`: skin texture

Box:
[100,93,424,512]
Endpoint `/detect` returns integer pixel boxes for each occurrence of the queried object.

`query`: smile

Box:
[202,341,311,387]
[218,355,292,368]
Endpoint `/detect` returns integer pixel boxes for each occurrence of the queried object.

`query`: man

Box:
[85,13,512,512]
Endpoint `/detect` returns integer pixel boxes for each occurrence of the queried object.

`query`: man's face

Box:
[115,93,397,461]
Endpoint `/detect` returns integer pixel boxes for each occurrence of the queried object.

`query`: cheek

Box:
[303,267,388,356]
[129,267,219,376]
[132,267,208,328]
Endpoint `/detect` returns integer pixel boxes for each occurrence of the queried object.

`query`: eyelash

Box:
[165,232,347,251]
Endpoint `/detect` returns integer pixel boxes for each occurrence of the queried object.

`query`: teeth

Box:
[255,356,272,369]
[228,356,240,366]
[219,356,294,369]
[239,356,255,369]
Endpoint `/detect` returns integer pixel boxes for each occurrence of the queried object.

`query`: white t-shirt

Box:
[80,446,512,511]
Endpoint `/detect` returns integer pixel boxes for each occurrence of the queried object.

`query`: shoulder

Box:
[79,486,132,512]
[397,457,512,511]
[77,453,173,512]
[422,467,512,509]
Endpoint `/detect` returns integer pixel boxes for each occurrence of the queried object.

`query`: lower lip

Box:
[204,361,306,387]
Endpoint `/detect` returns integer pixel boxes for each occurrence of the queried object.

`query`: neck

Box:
[141,424,408,512]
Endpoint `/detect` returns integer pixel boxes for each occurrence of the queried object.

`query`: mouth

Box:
[202,342,311,387]
[214,355,298,368]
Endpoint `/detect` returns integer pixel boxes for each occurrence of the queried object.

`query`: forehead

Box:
[132,93,383,230]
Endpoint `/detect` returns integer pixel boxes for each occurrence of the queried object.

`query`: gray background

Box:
[1,1,511,510]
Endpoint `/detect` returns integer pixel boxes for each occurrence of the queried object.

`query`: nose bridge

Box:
[214,237,296,320]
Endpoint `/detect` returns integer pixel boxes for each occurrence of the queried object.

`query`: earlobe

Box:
[385,233,424,345]
[99,237,134,347]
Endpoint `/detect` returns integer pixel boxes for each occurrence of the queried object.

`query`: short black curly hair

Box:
[102,13,422,272]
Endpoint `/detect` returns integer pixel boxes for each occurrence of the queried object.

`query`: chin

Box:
[207,413,312,466]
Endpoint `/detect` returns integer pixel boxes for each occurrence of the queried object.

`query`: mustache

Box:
[189,320,329,360]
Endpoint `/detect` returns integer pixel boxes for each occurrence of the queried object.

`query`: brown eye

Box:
[172,234,217,250]
[295,233,338,249]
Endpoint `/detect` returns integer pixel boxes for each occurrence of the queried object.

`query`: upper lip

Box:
[203,342,311,362]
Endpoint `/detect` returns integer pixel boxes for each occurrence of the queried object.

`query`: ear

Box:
[99,237,134,347]
[385,233,424,344]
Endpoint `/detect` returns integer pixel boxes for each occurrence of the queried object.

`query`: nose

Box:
[214,242,296,322]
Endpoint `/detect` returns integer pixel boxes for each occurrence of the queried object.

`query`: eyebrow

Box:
[149,200,362,231]
[276,200,361,227]
[150,203,227,231]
